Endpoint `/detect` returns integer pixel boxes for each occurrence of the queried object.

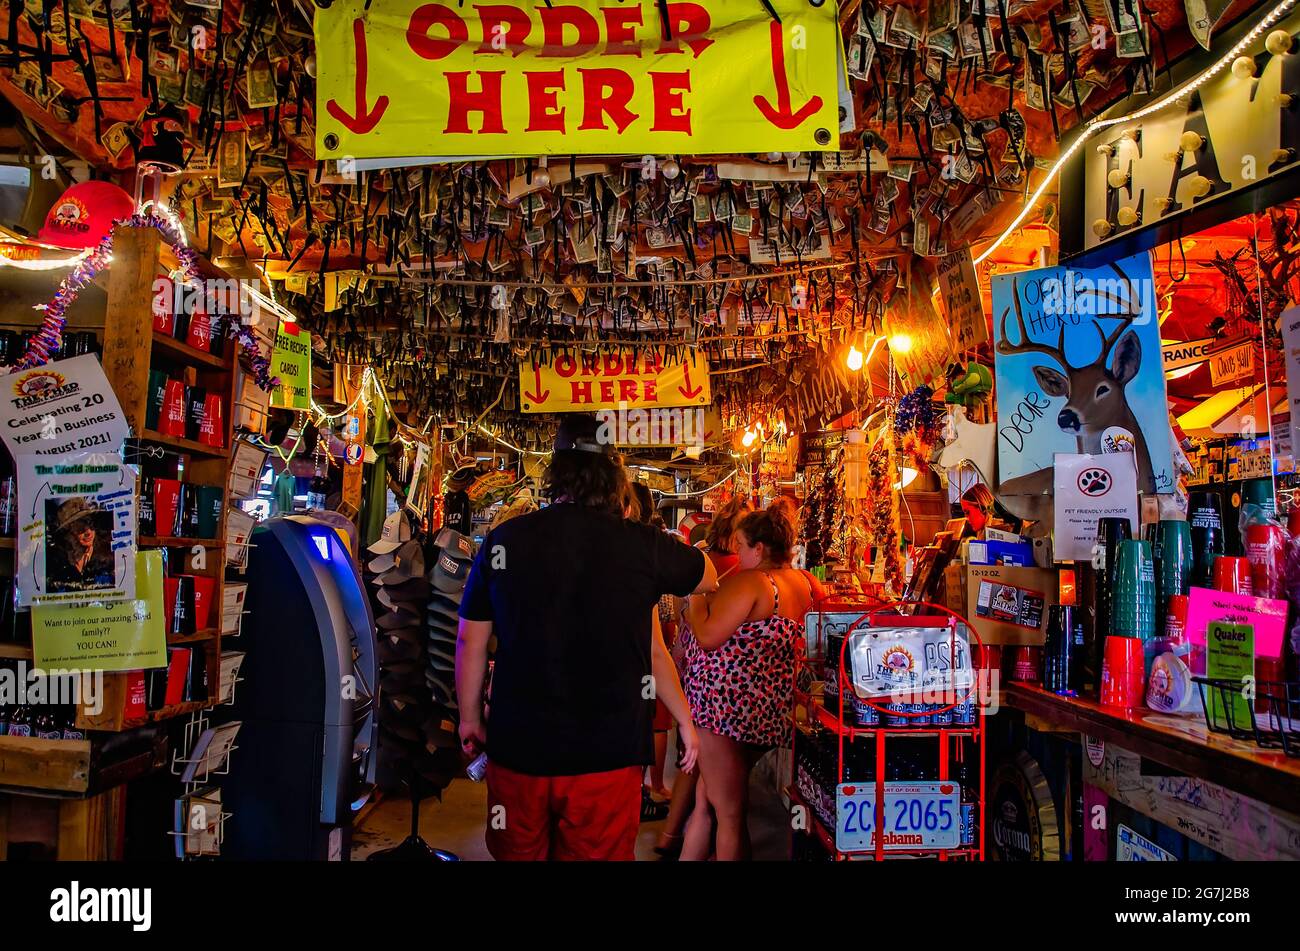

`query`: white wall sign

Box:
[1052,451,1139,562]
[0,354,129,458]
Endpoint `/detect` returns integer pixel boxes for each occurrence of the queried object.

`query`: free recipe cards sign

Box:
[314,0,841,158]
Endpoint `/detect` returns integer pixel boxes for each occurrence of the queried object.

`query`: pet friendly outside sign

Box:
[519,349,710,413]
[314,0,841,159]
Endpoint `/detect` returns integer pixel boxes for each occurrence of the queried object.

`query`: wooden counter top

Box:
[1004,683,1300,815]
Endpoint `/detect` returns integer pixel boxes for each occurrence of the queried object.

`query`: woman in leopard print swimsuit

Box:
[679,501,823,861]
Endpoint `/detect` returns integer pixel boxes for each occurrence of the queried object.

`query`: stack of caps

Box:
[366,510,437,784]
[426,528,476,713]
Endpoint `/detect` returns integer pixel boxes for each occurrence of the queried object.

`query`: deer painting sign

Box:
[991,254,1172,522]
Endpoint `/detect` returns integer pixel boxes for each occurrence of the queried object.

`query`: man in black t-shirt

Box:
[457,415,716,861]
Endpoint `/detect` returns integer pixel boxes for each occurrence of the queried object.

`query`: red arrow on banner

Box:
[678,361,704,400]
[522,366,550,407]
[753,21,823,130]
[326,18,389,135]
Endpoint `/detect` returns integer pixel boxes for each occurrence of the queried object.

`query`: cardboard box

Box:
[962,564,1059,646]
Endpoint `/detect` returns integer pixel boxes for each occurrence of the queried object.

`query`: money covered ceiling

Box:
[0,0,1253,453]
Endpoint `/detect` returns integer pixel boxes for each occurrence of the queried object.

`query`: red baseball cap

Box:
[37,180,135,250]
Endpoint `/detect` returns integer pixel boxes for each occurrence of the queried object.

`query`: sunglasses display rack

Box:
[789,601,988,862]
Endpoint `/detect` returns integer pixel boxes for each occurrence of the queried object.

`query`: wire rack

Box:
[1192,676,1300,757]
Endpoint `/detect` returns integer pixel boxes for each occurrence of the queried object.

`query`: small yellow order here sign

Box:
[32,550,168,672]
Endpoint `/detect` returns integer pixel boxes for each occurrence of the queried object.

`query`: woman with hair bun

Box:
[679,500,824,861]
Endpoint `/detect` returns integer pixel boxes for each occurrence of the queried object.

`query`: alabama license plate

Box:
[835,782,961,852]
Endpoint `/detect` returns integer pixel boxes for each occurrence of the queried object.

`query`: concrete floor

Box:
[352,742,793,861]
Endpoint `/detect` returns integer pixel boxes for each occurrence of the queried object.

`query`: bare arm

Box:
[650,613,698,772]
[685,574,758,650]
[693,552,719,594]
[456,617,493,753]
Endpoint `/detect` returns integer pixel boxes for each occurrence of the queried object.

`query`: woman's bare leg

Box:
[658,768,697,850]
[679,773,714,861]
[697,728,752,861]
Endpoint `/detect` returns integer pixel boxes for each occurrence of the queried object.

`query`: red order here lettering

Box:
[403,2,711,135]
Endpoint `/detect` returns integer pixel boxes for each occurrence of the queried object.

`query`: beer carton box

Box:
[962,564,1059,646]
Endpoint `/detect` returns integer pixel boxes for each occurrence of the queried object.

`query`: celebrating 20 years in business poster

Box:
[991,252,1173,501]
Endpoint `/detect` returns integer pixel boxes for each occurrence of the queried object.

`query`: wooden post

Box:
[101,224,161,432]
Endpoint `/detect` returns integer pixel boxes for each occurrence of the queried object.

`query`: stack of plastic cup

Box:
[1093,517,1133,684]
[1189,492,1224,587]
[1100,636,1146,709]
[1156,519,1192,626]
[1244,521,1286,599]
[1112,539,1156,645]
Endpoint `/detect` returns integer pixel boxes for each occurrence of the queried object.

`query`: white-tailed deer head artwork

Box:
[994,263,1153,526]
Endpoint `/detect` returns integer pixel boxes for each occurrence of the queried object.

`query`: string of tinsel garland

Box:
[894,385,941,441]
[866,438,905,594]
[13,213,279,391]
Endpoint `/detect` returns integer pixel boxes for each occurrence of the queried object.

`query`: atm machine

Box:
[218,515,378,860]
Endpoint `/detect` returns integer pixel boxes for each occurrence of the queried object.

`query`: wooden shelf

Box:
[0,538,14,550]
[168,627,217,645]
[140,536,222,548]
[0,735,92,793]
[120,700,210,730]
[1005,683,1300,816]
[141,429,229,459]
[151,330,231,370]
[0,643,32,660]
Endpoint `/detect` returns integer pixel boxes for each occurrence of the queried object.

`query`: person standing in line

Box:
[679,503,823,861]
[456,415,717,861]
[628,480,674,818]
[655,495,751,858]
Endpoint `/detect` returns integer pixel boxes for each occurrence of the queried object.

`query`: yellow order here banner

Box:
[315,0,841,159]
[519,349,710,413]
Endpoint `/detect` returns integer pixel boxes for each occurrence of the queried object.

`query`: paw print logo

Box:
[1077,467,1112,497]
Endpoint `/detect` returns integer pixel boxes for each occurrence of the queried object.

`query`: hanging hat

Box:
[431,545,473,593]
[433,527,475,560]
[135,102,187,174]
[367,510,412,555]
[37,180,135,251]
[377,586,424,614]
[376,538,426,584]
[377,607,422,630]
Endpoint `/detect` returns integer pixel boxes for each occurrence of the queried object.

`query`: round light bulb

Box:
[1273,148,1296,165]
[1093,218,1113,237]
[1107,168,1129,188]
[741,429,757,448]
[767,151,783,162]
[662,158,681,180]
[1117,206,1139,226]
[1232,56,1257,80]
[846,345,864,372]
[305,53,317,78]
[531,167,551,188]
[1278,93,1296,108]
[1267,29,1294,56]
[1096,143,1115,156]
[888,333,913,355]
[1179,131,1204,152]
[1187,175,1213,197]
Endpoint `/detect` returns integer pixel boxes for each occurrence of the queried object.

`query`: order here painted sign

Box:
[314,0,840,159]
[519,350,710,413]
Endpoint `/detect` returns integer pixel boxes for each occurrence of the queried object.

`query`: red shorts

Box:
[653,699,673,732]
[484,761,642,861]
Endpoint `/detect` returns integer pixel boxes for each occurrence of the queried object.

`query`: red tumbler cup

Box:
[1100,636,1146,709]
[1212,555,1253,596]
[1244,522,1286,600]
[199,393,225,448]
[159,379,187,437]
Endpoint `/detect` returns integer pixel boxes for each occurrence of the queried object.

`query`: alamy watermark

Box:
[152,277,263,326]
[596,402,709,448]
[0,661,103,716]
